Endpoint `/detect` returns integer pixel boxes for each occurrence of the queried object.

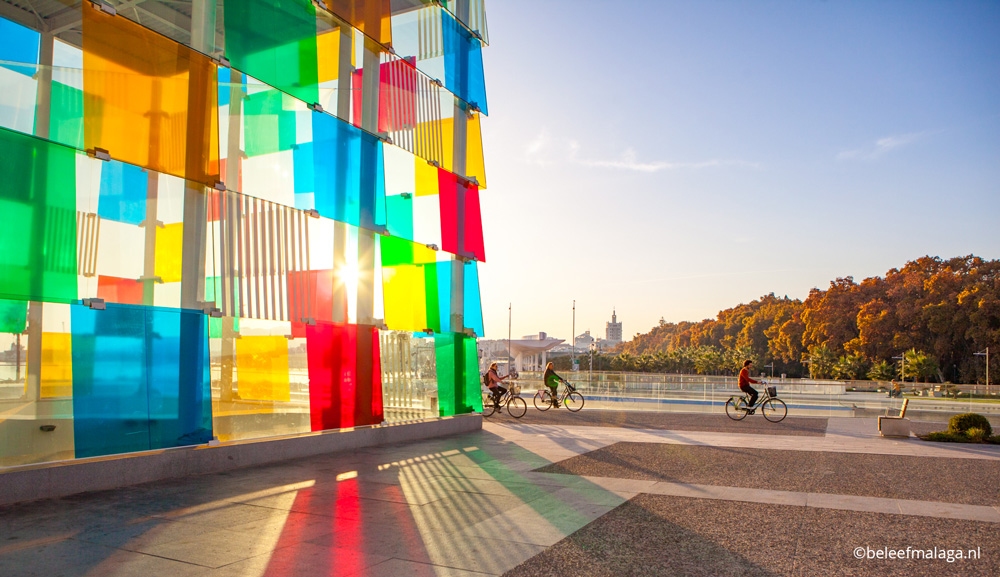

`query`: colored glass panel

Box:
[385,194,414,240]
[441,9,487,115]
[0,128,78,303]
[381,264,426,332]
[40,332,73,398]
[463,333,482,412]
[287,269,343,337]
[236,335,291,402]
[414,158,438,197]
[49,81,85,150]
[81,4,220,186]
[97,160,147,226]
[243,89,298,157]
[154,222,184,283]
[465,112,486,187]
[323,0,392,45]
[463,183,485,261]
[71,303,212,458]
[0,17,40,70]
[97,275,144,306]
[463,261,484,338]
[145,307,213,448]
[0,298,27,333]
[71,303,150,458]
[224,0,320,106]
[205,277,239,338]
[433,332,476,416]
[380,235,436,267]
[306,322,384,430]
[438,169,459,255]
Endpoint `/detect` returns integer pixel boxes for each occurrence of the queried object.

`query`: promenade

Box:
[2,410,998,576]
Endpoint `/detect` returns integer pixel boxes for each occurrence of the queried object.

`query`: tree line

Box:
[610,255,999,384]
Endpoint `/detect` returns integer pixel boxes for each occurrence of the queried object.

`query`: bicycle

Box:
[725,383,787,422]
[482,383,527,418]
[534,380,584,412]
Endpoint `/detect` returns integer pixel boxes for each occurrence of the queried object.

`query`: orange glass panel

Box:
[82,3,220,186]
[323,0,392,46]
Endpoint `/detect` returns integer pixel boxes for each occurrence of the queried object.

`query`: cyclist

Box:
[543,362,564,407]
[738,359,761,408]
[485,362,510,407]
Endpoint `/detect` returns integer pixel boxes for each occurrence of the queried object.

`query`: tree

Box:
[903,349,940,383]
[867,360,896,382]
[834,353,869,381]
[808,344,837,379]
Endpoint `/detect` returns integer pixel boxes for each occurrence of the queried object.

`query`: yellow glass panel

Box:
[414,157,439,197]
[324,0,392,45]
[236,335,291,402]
[82,3,220,186]
[154,222,183,284]
[440,116,455,174]
[382,265,427,332]
[466,112,486,188]
[40,332,72,398]
[317,30,341,83]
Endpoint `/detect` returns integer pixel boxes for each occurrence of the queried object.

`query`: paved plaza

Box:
[2,410,999,576]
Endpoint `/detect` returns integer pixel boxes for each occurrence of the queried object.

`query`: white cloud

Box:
[524,135,758,173]
[837,131,927,160]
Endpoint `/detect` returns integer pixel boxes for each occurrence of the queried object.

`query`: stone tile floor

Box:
[1,411,997,576]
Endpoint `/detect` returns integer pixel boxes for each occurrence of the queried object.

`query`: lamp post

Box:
[802,359,812,380]
[764,363,774,379]
[974,347,990,396]
[589,342,596,390]
[892,354,905,387]
[572,300,576,370]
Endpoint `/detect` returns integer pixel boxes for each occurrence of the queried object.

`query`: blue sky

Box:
[476,0,1000,343]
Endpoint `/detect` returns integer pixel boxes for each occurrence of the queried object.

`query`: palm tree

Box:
[808,344,837,379]
[903,349,940,383]
[867,360,895,382]
[833,353,869,381]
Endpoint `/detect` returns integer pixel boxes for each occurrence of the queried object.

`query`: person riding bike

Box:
[484,362,510,407]
[738,359,761,407]
[543,362,564,407]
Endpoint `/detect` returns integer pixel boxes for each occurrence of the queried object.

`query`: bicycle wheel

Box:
[507,396,527,418]
[533,391,551,411]
[725,397,748,421]
[482,394,496,417]
[761,398,787,422]
[564,391,584,412]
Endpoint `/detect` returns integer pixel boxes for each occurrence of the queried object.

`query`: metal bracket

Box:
[82,298,106,310]
[91,1,116,16]
[89,147,111,162]
[423,329,435,335]
[400,192,412,200]
[427,160,440,168]
[308,103,324,113]
[213,181,226,192]
[304,317,317,326]
[431,78,443,87]
[138,275,164,284]
[204,307,223,318]
[463,328,477,338]
[425,243,439,251]
[305,209,321,219]
[216,56,231,68]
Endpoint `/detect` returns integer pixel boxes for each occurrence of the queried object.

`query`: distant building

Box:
[574,330,595,351]
[605,309,623,346]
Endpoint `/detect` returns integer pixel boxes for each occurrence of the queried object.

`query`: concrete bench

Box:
[878,398,910,438]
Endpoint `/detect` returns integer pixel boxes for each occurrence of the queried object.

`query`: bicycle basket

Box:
[766,386,777,398]
[510,384,521,396]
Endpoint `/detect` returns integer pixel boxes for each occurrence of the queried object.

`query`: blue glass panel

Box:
[0,17,40,71]
[98,161,147,226]
[146,307,213,447]
[463,261,484,338]
[71,303,150,458]
[375,142,386,227]
[312,111,360,224]
[292,140,316,203]
[441,10,488,115]
[217,67,231,107]
[71,303,213,458]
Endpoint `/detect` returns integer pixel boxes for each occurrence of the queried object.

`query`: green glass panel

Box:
[224,0,320,106]
[434,332,456,416]
[243,89,297,157]
[0,128,77,303]
[462,334,481,413]
[205,277,239,338]
[49,81,84,150]
[0,298,27,333]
